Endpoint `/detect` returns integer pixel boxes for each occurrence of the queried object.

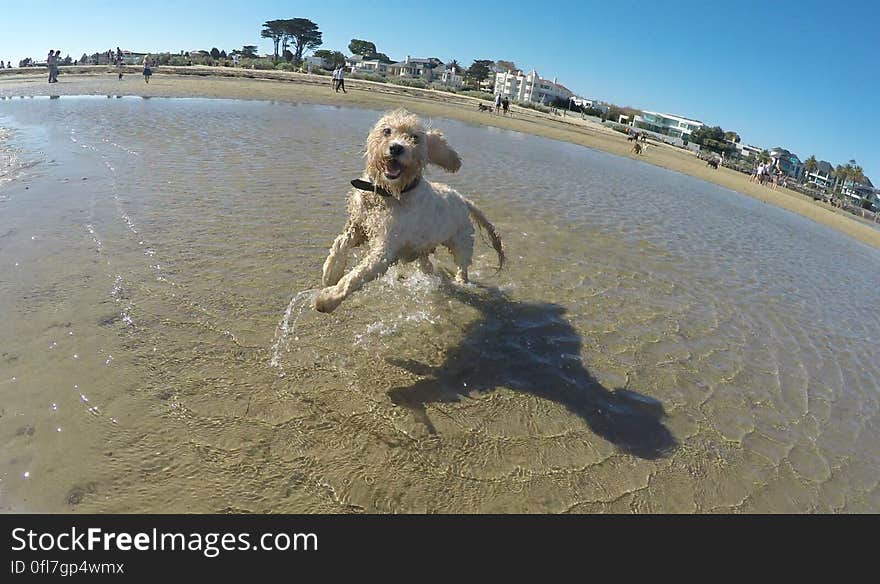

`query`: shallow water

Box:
[1,96,879,513]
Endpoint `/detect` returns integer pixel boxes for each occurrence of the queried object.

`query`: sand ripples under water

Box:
[0,97,878,512]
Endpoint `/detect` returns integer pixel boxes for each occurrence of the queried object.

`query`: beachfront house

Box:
[348,54,451,83]
[347,54,390,75]
[387,56,443,81]
[119,50,148,65]
[840,176,875,206]
[806,160,836,190]
[735,144,764,159]
[769,148,804,180]
[436,63,465,88]
[303,55,327,69]
[633,112,704,145]
[493,69,574,105]
[571,97,609,113]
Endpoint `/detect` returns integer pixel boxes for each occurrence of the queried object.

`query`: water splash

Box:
[269,289,317,374]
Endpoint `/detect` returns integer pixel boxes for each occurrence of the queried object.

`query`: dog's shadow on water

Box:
[387,284,677,460]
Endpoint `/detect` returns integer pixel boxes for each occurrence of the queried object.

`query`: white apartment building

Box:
[634,111,704,141]
[493,69,574,104]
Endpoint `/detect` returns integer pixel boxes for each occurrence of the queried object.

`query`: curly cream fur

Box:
[313,109,503,313]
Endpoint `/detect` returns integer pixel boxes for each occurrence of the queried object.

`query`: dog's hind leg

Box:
[446,231,474,284]
[322,223,364,287]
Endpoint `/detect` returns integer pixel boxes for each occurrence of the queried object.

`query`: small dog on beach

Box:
[477,103,493,113]
[313,109,504,313]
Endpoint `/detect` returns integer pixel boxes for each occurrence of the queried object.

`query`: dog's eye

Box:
[383,128,391,136]
[411,134,419,144]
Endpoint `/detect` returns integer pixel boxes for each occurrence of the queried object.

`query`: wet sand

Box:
[2,69,878,251]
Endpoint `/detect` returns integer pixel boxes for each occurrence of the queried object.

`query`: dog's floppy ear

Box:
[426,129,461,173]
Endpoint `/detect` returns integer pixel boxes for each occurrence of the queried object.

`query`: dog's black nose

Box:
[389,143,404,157]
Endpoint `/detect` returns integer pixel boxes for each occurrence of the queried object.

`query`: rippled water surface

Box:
[1,96,879,512]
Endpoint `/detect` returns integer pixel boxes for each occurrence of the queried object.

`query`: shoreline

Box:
[2,68,879,251]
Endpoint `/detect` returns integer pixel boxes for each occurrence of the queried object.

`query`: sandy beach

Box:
[2,67,878,250]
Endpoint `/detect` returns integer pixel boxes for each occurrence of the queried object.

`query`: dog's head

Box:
[364,109,461,195]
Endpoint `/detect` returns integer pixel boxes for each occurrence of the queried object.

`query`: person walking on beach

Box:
[116,47,124,79]
[47,50,56,83]
[335,65,346,93]
[142,54,152,84]
[331,66,339,90]
[502,96,510,116]
[494,93,502,114]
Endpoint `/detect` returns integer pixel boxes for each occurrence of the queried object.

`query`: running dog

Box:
[477,103,493,113]
[313,109,504,313]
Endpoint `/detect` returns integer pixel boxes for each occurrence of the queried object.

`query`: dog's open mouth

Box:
[384,159,403,180]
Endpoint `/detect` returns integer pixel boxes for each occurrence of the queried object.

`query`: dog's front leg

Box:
[314,248,394,313]
[322,223,364,287]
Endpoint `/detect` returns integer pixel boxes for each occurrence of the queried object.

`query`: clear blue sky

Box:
[2,0,877,179]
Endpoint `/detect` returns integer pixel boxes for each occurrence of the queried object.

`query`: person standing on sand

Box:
[494,93,502,114]
[142,54,152,84]
[331,66,339,90]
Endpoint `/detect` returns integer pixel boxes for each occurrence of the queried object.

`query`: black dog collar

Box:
[351,177,420,198]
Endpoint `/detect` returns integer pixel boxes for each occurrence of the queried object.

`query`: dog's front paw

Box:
[313,287,343,313]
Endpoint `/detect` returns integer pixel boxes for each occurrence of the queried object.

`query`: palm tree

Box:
[802,155,818,184]
[833,164,848,195]
[832,160,866,203]
[848,160,866,185]
[447,59,460,72]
